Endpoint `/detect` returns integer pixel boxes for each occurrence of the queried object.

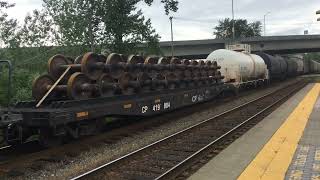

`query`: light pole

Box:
[169,16,174,58]
[232,0,235,41]
[264,12,271,36]
[317,10,320,21]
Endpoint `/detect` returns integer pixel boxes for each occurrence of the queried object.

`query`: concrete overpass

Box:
[159,35,320,58]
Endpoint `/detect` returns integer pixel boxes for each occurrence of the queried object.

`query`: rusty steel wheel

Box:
[99,74,117,97]
[144,56,158,64]
[144,56,159,79]
[205,60,212,67]
[67,72,93,100]
[198,60,205,66]
[165,72,178,90]
[212,61,218,68]
[118,73,136,95]
[106,53,126,80]
[170,58,184,79]
[158,57,170,64]
[170,58,181,64]
[127,55,144,79]
[32,74,57,101]
[137,72,152,93]
[127,55,144,64]
[182,59,190,65]
[157,57,171,76]
[191,60,198,66]
[153,74,166,91]
[48,54,70,80]
[106,53,125,64]
[81,52,104,81]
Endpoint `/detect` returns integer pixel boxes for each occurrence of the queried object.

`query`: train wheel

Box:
[99,74,118,97]
[32,75,58,101]
[67,73,94,100]
[127,55,144,79]
[48,54,71,80]
[106,53,126,80]
[81,52,104,81]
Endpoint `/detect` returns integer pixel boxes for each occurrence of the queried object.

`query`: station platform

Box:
[188,83,320,180]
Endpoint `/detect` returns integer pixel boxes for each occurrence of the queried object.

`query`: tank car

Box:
[303,58,310,74]
[309,60,320,73]
[206,49,269,88]
[284,57,298,77]
[290,57,304,75]
[255,52,287,81]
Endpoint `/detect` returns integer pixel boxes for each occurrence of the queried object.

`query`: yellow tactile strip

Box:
[238,84,320,180]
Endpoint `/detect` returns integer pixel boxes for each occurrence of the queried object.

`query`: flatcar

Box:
[0,52,231,147]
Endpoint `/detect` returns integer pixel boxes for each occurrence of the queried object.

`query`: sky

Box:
[5,0,320,41]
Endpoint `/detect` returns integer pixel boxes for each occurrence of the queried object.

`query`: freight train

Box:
[0,47,318,147]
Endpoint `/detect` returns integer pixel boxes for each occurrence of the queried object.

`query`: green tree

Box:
[214,18,262,39]
[19,9,57,47]
[0,1,20,48]
[43,0,178,53]
[43,0,103,50]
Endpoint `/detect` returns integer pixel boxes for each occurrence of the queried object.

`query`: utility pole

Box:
[264,12,271,36]
[232,0,235,42]
[169,16,174,58]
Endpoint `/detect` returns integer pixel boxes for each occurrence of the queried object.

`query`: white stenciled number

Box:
[164,102,171,109]
[142,106,148,114]
[153,104,161,111]
[192,95,197,102]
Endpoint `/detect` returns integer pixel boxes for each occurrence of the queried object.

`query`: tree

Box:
[99,0,162,53]
[214,18,262,39]
[43,0,178,53]
[43,0,103,50]
[19,9,57,47]
[0,1,20,48]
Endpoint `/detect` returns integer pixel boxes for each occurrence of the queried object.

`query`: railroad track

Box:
[71,80,307,180]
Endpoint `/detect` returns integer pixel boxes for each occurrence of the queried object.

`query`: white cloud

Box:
[140,0,320,40]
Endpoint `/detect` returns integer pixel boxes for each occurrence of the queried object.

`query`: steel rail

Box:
[71,81,306,180]
[0,145,11,150]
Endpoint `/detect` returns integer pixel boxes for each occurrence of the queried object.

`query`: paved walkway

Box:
[285,95,320,180]
[188,83,320,180]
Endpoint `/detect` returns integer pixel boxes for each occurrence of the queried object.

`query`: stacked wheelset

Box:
[32,52,224,101]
